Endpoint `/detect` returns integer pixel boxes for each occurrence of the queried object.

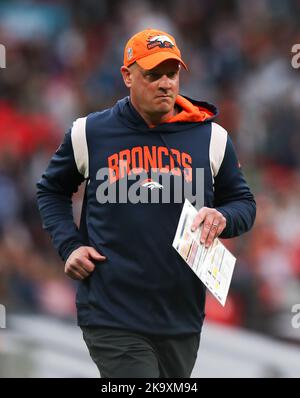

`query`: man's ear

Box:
[120,66,133,88]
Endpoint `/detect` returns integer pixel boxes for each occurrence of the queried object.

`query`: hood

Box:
[164,95,216,124]
[115,95,218,133]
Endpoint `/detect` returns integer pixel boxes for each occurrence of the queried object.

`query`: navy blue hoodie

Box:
[36,95,256,335]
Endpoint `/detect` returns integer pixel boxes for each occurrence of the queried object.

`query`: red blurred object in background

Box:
[205,292,244,326]
[0,101,58,157]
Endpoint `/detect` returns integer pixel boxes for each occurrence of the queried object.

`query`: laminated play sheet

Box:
[173,199,236,306]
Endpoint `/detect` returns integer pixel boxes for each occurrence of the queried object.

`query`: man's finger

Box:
[200,215,215,245]
[80,258,96,273]
[66,269,85,280]
[67,257,94,274]
[68,263,90,278]
[191,207,207,232]
[203,219,220,248]
[215,223,224,238]
[87,247,106,261]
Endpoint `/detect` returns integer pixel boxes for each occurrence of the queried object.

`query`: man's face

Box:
[121,59,180,120]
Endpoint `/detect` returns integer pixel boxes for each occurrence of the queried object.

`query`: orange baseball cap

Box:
[124,28,188,70]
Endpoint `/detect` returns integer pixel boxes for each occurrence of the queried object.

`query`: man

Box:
[36,28,256,378]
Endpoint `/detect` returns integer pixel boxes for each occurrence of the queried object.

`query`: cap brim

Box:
[136,52,188,71]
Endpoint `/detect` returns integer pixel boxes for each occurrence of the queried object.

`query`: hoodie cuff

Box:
[61,242,85,263]
[215,207,233,238]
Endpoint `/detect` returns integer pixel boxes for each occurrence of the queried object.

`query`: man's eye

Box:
[148,73,159,79]
[146,71,177,79]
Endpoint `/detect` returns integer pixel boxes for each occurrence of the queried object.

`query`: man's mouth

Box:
[156,95,172,99]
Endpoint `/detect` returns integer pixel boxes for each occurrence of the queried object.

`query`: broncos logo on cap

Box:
[147,35,175,50]
[141,179,164,190]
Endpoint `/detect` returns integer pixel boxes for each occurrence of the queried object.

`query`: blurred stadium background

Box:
[0,0,300,377]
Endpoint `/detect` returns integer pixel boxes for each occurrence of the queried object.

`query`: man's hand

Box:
[191,207,226,248]
[64,246,106,280]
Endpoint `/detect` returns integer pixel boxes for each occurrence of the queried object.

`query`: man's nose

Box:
[158,75,172,90]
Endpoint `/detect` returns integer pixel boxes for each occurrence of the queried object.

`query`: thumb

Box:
[87,247,106,261]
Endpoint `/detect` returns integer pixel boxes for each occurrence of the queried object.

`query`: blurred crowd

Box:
[0,0,300,340]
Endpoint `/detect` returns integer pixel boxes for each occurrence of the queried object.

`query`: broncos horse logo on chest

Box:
[141,179,164,190]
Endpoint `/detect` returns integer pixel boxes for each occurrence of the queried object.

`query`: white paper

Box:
[172,199,236,306]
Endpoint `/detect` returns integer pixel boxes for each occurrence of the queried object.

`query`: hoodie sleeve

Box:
[36,128,86,262]
[213,134,256,238]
